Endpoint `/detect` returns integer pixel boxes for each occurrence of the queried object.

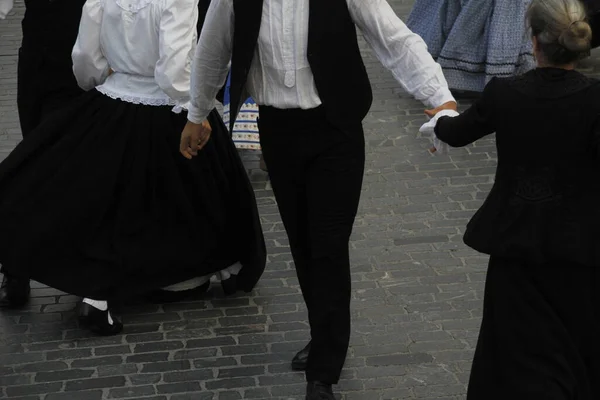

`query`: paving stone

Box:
[205,377,257,390]
[5,383,62,398]
[45,391,104,400]
[156,382,202,394]
[0,373,33,386]
[64,376,126,391]
[35,369,95,383]
[107,385,157,398]
[162,370,214,383]
[170,394,214,400]
[140,360,191,373]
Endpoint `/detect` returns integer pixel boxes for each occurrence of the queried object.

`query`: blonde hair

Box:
[527,0,592,64]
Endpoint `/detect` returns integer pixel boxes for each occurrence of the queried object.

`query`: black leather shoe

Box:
[292,341,311,371]
[78,302,123,336]
[306,381,334,400]
[145,281,210,304]
[221,274,238,296]
[0,275,30,308]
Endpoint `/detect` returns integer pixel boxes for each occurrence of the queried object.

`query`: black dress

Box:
[0,91,266,302]
[435,68,600,399]
[0,1,267,303]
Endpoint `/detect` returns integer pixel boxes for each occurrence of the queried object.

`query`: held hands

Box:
[180,120,212,159]
[420,101,459,155]
[424,101,457,118]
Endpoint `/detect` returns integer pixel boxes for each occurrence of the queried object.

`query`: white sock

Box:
[83,298,108,310]
[218,261,243,281]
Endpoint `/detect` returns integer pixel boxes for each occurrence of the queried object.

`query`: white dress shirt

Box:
[0,0,13,19]
[72,0,198,112]
[188,0,455,124]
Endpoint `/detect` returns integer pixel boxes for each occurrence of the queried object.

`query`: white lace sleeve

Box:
[72,0,110,91]
[0,0,13,19]
[155,0,198,111]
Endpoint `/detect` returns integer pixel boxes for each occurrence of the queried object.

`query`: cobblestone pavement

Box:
[1,1,599,400]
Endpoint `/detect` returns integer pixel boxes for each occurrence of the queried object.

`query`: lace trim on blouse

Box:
[96,86,188,113]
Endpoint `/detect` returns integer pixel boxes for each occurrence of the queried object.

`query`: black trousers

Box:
[258,106,365,384]
[17,47,83,137]
[1,2,85,280]
[467,257,599,399]
[18,0,85,137]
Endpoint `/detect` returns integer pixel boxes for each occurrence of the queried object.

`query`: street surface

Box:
[1,1,599,399]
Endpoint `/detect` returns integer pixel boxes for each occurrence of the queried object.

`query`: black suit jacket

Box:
[435,68,600,267]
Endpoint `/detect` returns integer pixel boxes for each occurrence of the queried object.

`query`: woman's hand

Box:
[424,101,457,118]
[180,120,212,159]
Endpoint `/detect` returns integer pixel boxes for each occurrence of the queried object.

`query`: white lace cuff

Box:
[419,109,459,155]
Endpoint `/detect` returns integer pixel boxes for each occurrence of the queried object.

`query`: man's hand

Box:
[180,120,212,159]
[424,101,457,118]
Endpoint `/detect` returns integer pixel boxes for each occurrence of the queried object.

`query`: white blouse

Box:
[189,0,455,124]
[72,0,198,112]
[0,0,13,19]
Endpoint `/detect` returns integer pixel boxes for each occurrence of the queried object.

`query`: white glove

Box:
[419,109,459,155]
[0,0,13,20]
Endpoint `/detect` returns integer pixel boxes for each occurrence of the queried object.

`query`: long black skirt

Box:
[0,90,266,302]
[467,257,599,399]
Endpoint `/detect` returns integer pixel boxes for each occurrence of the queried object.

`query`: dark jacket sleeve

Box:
[435,78,498,147]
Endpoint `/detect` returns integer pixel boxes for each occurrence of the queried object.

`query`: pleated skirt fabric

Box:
[0,90,266,302]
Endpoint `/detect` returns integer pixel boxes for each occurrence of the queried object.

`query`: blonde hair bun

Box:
[527,0,592,64]
[559,20,592,53]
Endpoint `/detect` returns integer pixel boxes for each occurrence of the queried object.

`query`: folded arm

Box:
[155,0,199,106]
[72,0,110,91]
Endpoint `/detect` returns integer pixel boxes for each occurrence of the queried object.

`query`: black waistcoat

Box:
[229,0,372,130]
